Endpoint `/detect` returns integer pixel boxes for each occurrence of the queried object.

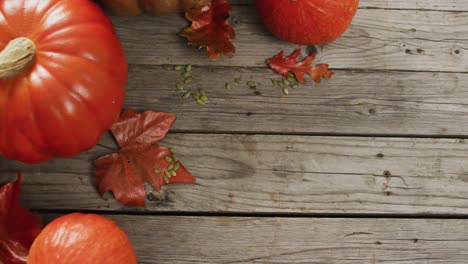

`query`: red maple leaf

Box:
[94,109,196,207]
[0,172,42,264]
[267,49,334,83]
[181,0,236,60]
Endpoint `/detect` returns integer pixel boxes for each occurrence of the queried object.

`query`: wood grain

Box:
[112,8,468,72]
[5,134,468,215]
[91,66,468,136]
[230,0,468,11]
[359,0,468,11]
[41,214,468,264]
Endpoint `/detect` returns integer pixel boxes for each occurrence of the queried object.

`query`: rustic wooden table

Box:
[2,0,468,263]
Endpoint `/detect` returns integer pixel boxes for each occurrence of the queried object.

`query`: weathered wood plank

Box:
[40,214,468,264]
[113,8,468,72]
[5,134,468,215]
[359,0,468,11]
[230,0,468,11]
[109,67,468,136]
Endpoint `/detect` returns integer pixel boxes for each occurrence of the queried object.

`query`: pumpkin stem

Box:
[0,37,36,80]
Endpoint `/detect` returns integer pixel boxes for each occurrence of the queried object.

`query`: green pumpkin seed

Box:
[287,76,296,82]
[165,170,171,178]
[175,65,184,71]
[170,170,177,177]
[288,72,294,78]
[174,162,180,171]
[153,169,161,174]
[182,92,192,98]
[168,164,174,171]
[163,64,173,70]
[292,84,299,89]
[172,154,178,162]
[271,79,278,85]
[225,83,231,90]
[184,76,194,83]
[192,93,200,100]
[282,79,290,85]
[176,83,184,91]
[165,156,173,162]
[282,87,289,95]
[185,64,192,72]
[200,95,208,101]
[197,99,205,105]
[234,78,242,84]
[247,81,257,89]
[182,71,190,78]
[163,174,170,184]
[199,88,206,96]
[168,147,175,153]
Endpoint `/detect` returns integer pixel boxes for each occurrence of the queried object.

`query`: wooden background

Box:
[2,0,468,263]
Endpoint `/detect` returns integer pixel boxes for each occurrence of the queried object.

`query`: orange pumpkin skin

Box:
[27,213,137,264]
[0,0,127,163]
[256,0,359,45]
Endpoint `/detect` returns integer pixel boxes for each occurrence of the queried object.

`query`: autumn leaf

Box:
[181,0,236,60]
[94,109,196,207]
[0,172,42,264]
[267,49,333,83]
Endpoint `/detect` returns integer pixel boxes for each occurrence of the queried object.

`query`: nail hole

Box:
[368,108,376,115]
[383,170,391,177]
[455,49,461,54]
[376,153,384,158]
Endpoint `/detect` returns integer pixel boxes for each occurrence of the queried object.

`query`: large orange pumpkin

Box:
[256,0,359,45]
[27,213,137,264]
[0,0,127,163]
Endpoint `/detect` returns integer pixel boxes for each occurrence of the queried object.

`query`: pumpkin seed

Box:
[153,169,161,174]
[282,87,289,95]
[172,154,178,162]
[197,99,205,105]
[165,170,171,178]
[184,76,194,83]
[185,64,192,72]
[170,170,177,177]
[192,93,200,100]
[282,79,289,85]
[163,174,170,184]
[199,88,206,96]
[234,78,242,84]
[292,84,299,89]
[247,81,257,89]
[163,64,172,70]
[168,147,175,153]
[176,83,184,91]
[175,65,184,71]
[165,156,173,162]
[168,164,174,171]
[225,82,231,90]
[182,71,190,78]
[200,95,208,101]
[182,92,192,98]
[174,162,180,171]
[287,76,296,82]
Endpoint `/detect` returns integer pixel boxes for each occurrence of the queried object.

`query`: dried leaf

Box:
[0,172,42,264]
[94,109,196,207]
[267,49,333,83]
[181,0,236,60]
